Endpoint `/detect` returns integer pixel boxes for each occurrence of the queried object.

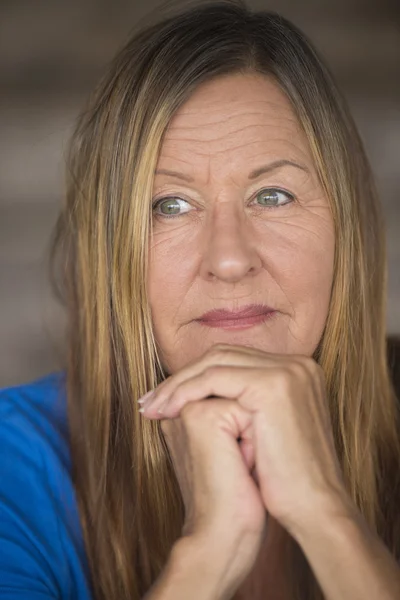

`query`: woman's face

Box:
[148,73,334,375]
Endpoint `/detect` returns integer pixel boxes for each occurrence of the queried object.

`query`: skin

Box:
[148,72,335,376]
[142,75,400,599]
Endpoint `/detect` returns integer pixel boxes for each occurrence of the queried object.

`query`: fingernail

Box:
[138,390,155,404]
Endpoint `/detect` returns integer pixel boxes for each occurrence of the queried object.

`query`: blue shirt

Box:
[0,373,92,599]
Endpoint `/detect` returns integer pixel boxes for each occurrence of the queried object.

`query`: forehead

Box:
[160,73,307,156]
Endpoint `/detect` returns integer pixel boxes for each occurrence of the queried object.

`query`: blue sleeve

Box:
[0,401,62,599]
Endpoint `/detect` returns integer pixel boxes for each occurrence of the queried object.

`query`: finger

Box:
[141,365,267,419]
[161,400,256,473]
[239,435,255,471]
[251,464,260,487]
[139,343,292,407]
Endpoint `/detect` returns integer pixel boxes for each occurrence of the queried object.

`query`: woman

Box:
[1,1,399,599]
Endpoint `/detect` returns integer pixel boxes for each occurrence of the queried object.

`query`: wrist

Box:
[284,494,400,600]
[288,488,361,548]
[169,535,234,600]
[287,492,362,547]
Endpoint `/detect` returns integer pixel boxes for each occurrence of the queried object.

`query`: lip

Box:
[198,304,275,321]
[196,304,277,330]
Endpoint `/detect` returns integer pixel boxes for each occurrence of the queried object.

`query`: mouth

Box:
[196,306,277,330]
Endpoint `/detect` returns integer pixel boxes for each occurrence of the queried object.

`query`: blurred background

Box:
[0,0,399,387]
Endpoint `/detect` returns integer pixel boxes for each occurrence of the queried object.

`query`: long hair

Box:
[49,1,400,598]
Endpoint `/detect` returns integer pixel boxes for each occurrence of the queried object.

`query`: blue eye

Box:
[152,187,294,219]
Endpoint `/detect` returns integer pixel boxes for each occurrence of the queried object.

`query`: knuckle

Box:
[294,356,322,379]
[273,369,293,394]
[160,419,173,436]
[272,357,322,392]
[287,360,309,379]
[309,358,323,376]
[268,363,303,393]
[172,383,185,403]
[180,400,202,422]
[203,364,222,378]
[209,343,230,360]
[180,399,217,427]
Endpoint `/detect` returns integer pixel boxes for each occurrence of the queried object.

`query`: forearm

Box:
[294,499,400,600]
[142,536,237,600]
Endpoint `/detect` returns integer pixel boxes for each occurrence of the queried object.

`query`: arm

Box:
[143,536,240,600]
[0,383,91,600]
[292,496,400,600]
[0,412,62,600]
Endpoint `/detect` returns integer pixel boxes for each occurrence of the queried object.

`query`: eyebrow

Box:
[155,159,309,183]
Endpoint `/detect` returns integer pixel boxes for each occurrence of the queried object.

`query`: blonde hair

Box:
[50,1,400,598]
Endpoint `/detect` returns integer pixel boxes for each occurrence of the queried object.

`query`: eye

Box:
[152,187,295,219]
[252,188,294,209]
[152,196,192,218]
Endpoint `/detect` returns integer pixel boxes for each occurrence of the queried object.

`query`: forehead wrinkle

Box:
[157,151,203,168]
[163,130,277,148]
[169,94,298,118]
[166,123,274,138]
[161,137,312,165]
[169,108,294,128]
[166,113,300,135]
[167,121,296,136]
[163,120,305,147]
[154,155,314,191]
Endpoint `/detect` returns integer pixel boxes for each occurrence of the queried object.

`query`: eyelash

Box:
[151,187,295,219]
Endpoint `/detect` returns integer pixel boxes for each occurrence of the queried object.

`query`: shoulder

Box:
[0,373,72,503]
[0,373,91,599]
[0,372,69,459]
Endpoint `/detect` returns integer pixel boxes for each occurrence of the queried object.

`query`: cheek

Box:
[268,217,335,347]
[147,245,194,372]
[267,210,335,293]
[148,238,192,327]
[147,211,335,362]
[281,236,334,296]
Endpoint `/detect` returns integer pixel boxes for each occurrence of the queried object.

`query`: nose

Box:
[199,201,263,283]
